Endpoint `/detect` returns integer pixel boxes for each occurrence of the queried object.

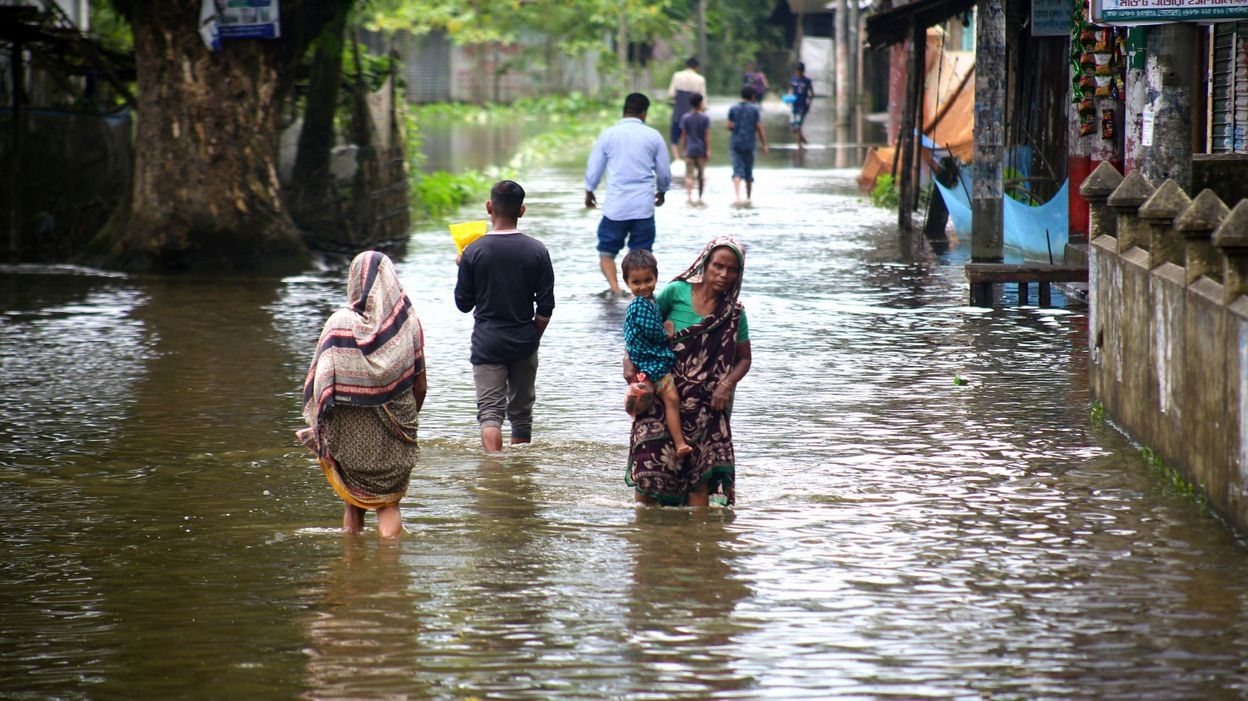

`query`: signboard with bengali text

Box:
[1033,0,1072,36]
[1095,0,1248,23]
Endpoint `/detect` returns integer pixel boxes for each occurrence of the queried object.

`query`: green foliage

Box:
[413,169,493,220]
[90,3,134,52]
[870,175,899,209]
[362,0,789,98]
[403,110,427,173]
[405,93,617,215]
[701,2,787,94]
[953,374,968,386]
[1004,166,1042,206]
[344,44,397,93]
[364,0,680,53]
[1089,401,1105,422]
[1139,446,1208,513]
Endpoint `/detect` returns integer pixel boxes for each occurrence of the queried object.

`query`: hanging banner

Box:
[199,0,221,50]
[1032,0,1072,35]
[1094,0,1248,23]
[215,0,281,40]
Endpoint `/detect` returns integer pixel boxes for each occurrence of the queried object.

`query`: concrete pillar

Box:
[1069,28,1124,244]
[1123,28,1148,174]
[1139,25,1201,190]
[835,0,850,127]
[1107,171,1155,253]
[1138,180,1191,268]
[1080,160,1125,240]
[1175,189,1230,285]
[848,0,860,128]
[1214,200,1248,303]
[972,0,1005,262]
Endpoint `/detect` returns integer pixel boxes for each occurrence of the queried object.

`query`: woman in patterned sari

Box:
[298,251,427,537]
[626,237,752,506]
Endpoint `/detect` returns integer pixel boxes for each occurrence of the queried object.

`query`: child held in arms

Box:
[621,249,691,456]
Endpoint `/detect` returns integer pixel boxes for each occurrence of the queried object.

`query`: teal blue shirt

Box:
[656,280,749,343]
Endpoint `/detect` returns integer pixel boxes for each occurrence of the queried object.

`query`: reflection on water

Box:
[5,106,1248,698]
[419,119,545,173]
[623,509,754,697]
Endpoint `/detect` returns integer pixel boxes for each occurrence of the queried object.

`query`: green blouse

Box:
[656,280,750,343]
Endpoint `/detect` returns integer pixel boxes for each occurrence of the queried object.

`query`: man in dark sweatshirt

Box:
[455,180,556,452]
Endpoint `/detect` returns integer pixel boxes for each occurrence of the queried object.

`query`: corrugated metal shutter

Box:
[1211,23,1248,153]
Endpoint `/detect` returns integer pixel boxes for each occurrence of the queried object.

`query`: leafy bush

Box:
[412,170,494,220]
[870,175,899,209]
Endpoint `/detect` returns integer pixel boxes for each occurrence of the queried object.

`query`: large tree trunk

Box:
[89,0,345,273]
[288,5,348,240]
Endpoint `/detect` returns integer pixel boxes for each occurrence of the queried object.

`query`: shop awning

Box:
[865,0,977,47]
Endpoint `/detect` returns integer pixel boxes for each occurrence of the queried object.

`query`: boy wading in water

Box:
[727,85,768,206]
[679,93,711,203]
[622,250,692,456]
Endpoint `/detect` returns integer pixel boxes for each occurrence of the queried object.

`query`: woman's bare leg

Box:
[687,483,710,508]
[376,505,402,538]
[634,491,658,505]
[343,503,365,533]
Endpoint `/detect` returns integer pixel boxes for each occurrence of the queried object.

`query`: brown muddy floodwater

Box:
[3,103,1248,699]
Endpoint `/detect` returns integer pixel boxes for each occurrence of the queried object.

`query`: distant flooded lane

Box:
[4,108,1248,698]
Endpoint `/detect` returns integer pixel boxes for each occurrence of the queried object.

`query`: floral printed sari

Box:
[627,238,744,505]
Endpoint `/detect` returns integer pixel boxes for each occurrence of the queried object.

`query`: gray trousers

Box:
[472,352,539,440]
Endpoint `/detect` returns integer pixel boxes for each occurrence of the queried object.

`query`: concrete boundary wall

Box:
[1081,162,1248,531]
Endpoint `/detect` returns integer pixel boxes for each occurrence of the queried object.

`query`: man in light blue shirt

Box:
[584,92,672,295]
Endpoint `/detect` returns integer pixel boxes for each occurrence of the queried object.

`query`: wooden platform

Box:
[964,263,1088,307]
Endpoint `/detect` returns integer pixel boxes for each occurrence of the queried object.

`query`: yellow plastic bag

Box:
[449,220,488,254]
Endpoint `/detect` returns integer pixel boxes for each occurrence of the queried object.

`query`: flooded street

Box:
[5,102,1248,699]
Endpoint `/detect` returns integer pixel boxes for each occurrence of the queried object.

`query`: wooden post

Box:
[924,156,958,241]
[972,0,1005,262]
[8,38,22,256]
[897,21,923,233]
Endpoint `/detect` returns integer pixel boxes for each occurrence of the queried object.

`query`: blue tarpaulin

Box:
[934,174,1069,263]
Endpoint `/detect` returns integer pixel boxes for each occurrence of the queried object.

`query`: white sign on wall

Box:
[1095,0,1248,23]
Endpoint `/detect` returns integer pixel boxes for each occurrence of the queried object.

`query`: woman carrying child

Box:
[622,249,692,457]
[625,237,752,507]
[298,251,427,537]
